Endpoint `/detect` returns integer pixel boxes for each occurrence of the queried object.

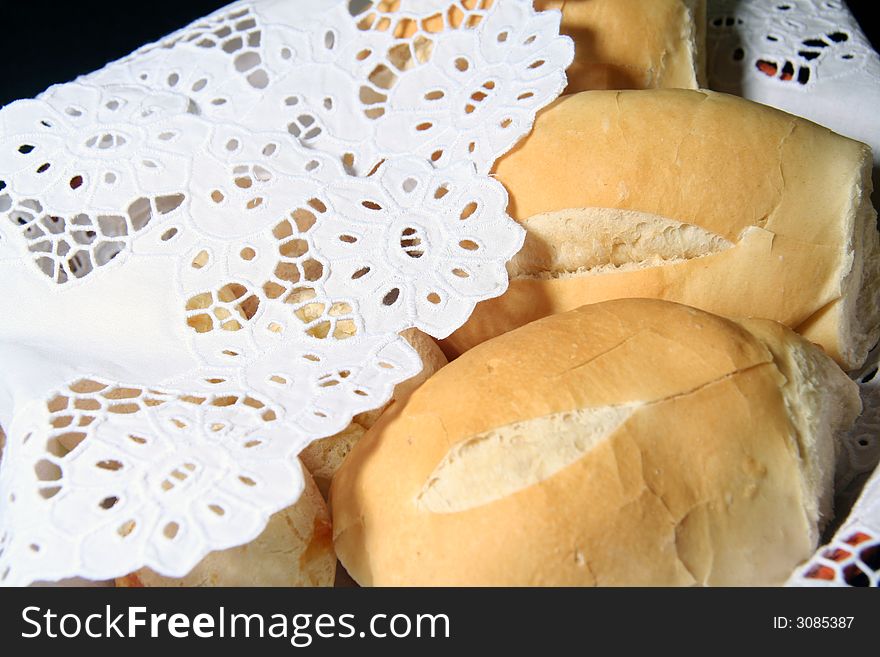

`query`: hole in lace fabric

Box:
[99,496,120,510]
[186,282,259,333]
[755,59,810,85]
[46,432,86,457]
[248,209,354,342]
[757,59,778,76]
[803,530,880,586]
[117,520,136,538]
[460,201,477,219]
[6,194,185,283]
[293,299,356,340]
[856,538,879,566]
[157,4,266,88]
[191,250,210,269]
[36,381,280,499]
[35,460,62,482]
[843,564,870,586]
[400,227,424,258]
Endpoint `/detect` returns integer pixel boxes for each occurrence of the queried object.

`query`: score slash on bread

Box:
[117,461,335,587]
[537,0,705,92]
[442,89,880,370]
[331,299,861,586]
[300,329,447,497]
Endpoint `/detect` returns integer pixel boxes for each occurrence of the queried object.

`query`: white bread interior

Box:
[508,207,733,278]
[417,403,638,513]
[332,299,861,586]
[117,461,335,587]
[442,89,880,370]
[535,0,705,92]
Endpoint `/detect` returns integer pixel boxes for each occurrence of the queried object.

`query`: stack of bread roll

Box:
[33,0,867,587]
[104,1,717,588]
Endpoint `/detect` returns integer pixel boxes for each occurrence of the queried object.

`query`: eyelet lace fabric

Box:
[0,0,574,586]
[707,0,880,174]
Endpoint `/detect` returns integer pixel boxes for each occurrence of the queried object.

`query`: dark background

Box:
[0,0,876,107]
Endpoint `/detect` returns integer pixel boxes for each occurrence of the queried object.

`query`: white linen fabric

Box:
[0,0,574,586]
[708,0,880,178]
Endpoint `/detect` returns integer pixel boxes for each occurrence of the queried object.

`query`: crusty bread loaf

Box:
[442,89,880,369]
[331,299,861,586]
[117,461,335,587]
[536,0,705,92]
[300,328,447,497]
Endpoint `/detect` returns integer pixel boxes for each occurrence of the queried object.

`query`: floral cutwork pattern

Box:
[709,0,878,89]
[706,0,880,178]
[0,0,572,585]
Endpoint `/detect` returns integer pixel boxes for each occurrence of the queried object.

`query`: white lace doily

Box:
[0,0,573,586]
[707,0,880,176]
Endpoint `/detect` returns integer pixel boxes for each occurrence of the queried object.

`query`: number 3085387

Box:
[773,617,854,629]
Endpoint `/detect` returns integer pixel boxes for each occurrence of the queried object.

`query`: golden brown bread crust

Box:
[537,0,704,92]
[331,299,860,586]
[442,89,879,369]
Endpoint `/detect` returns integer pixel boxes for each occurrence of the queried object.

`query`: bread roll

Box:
[117,462,335,587]
[300,328,447,496]
[443,89,880,369]
[331,299,861,586]
[536,0,705,92]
